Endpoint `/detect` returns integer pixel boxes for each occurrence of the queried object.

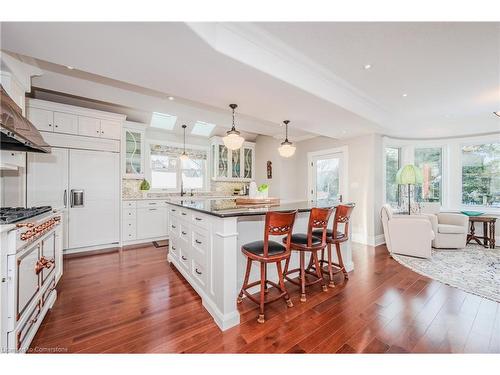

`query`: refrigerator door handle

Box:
[70,189,84,208]
[63,189,67,208]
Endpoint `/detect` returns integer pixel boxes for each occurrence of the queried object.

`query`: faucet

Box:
[180,181,185,197]
[190,189,194,197]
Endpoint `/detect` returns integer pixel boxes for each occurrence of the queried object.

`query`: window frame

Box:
[145,140,210,193]
[384,146,401,207]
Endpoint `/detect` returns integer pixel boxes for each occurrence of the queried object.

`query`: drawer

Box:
[122,219,137,241]
[122,208,137,220]
[191,228,208,259]
[137,200,167,209]
[179,221,191,242]
[191,259,207,290]
[191,213,210,230]
[179,247,190,271]
[122,201,137,209]
[169,238,179,259]
[168,205,180,217]
[169,217,180,237]
[10,301,41,351]
[179,208,191,220]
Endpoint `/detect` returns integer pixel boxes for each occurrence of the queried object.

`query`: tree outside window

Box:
[385,147,400,207]
[462,143,500,207]
[414,147,442,203]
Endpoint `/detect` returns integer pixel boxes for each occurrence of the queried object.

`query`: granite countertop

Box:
[168,199,353,218]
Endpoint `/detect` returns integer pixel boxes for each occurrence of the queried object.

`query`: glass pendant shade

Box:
[223,104,245,150]
[278,120,296,157]
[179,152,189,161]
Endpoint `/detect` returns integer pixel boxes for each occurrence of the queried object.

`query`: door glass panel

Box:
[314,156,340,200]
[218,145,228,178]
[232,149,240,178]
[125,130,142,174]
[244,148,253,179]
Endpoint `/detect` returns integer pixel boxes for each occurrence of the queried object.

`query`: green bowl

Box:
[460,211,484,217]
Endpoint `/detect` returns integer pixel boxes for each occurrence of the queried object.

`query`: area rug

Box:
[391,244,500,302]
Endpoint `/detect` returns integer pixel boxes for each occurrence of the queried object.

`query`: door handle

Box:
[63,189,67,208]
[70,189,84,208]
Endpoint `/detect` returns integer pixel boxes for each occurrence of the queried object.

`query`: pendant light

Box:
[223,103,245,150]
[179,124,189,161]
[278,120,296,157]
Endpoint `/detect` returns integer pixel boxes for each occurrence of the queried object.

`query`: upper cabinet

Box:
[27,99,124,141]
[122,121,146,179]
[210,137,255,181]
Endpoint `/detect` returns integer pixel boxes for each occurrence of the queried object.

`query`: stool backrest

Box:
[307,207,334,247]
[332,204,355,240]
[264,210,298,257]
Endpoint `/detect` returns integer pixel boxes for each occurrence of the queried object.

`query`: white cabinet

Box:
[121,200,169,244]
[27,107,53,132]
[53,112,78,135]
[122,122,146,179]
[78,116,101,138]
[100,120,122,140]
[0,150,25,169]
[210,137,255,181]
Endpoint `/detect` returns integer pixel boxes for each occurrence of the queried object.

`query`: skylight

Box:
[150,112,177,131]
[191,121,216,137]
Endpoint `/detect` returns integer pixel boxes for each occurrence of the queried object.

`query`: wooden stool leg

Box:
[327,243,335,288]
[284,256,290,275]
[258,262,266,323]
[237,257,252,303]
[299,252,306,302]
[313,250,328,292]
[336,242,348,279]
[263,263,269,294]
[276,260,293,307]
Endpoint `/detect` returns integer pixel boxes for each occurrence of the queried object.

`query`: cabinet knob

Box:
[48,124,52,127]
[182,231,187,235]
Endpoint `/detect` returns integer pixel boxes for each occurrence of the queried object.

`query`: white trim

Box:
[307,146,349,202]
[63,242,120,255]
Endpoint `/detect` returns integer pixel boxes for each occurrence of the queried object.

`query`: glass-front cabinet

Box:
[210,137,255,181]
[122,122,146,179]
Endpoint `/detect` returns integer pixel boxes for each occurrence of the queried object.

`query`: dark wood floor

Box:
[30,242,500,353]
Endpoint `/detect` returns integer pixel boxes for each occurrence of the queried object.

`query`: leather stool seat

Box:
[312,229,345,240]
[243,240,287,256]
[290,233,322,245]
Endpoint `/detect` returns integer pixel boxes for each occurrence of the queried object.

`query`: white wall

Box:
[255,134,385,246]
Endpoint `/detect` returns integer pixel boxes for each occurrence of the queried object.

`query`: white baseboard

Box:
[352,232,386,247]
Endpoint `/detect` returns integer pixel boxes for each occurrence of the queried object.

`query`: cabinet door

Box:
[68,149,119,249]
[53,112,78,135]
[78,116,101,138]
[124,129,144,177]
[231,149,241,178]
[100,120,122,140]
[217,144,229,178]
[243,147,253,179]
[28,107,54,132]
[136,207,168,239]
[27,148,69,209]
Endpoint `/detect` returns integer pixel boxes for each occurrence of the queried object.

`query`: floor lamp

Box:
[396,164,423,215]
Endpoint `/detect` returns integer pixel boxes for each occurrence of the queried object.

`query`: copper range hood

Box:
[0,85,50,153]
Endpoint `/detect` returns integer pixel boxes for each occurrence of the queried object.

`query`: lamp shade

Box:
[396,164,423,185]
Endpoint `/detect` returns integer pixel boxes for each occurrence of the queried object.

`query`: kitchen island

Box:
[166,199,354,330]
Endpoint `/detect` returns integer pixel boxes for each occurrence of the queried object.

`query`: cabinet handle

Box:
[171,246,176,250]
[182,231,187,235]
[181,212,187,216]
[63,189,67,208]
[171,225,176,229]
[195,239,202,245]
[181,255,187,261]
[149,208,157,211]
[148,202,157,205]
[195,217,202,221]
[195,268,202,275]
[171,209,176,212]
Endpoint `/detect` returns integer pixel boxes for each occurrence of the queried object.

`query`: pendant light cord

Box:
[231,107,236,131]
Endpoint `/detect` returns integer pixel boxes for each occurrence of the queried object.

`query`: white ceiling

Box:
[1,22,499,139]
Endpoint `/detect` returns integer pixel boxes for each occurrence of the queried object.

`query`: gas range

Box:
[0,206,53,225]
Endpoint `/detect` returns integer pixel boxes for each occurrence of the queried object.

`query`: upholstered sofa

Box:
[381,204,434,258]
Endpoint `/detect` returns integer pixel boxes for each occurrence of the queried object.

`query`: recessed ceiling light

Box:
[168,96,175,101]
[364,64,372,70]
[494,111,500,117]
[402,93,408,97]
[66,65,74,70]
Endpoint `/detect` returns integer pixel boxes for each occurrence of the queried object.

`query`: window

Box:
[414,147,442,203]
[385,147,400,206]
[191,121,216,137]
[151,154,177,189]
[149,144,208,191]
[462,143,500,207]
[150,112,177,131]
[181,158,205,189]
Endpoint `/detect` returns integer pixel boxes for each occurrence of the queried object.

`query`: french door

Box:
[309,151,345,202]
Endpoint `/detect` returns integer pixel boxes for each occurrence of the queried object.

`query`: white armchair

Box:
[381,204,434,259]
[420,203,468,249]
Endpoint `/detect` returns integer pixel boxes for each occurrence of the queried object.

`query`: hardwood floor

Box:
[29,242,500,353]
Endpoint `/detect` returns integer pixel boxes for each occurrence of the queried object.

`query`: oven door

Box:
[40,232,56,285]
[6,241,41,329]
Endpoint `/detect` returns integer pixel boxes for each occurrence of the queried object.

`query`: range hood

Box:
[0,85,50,153]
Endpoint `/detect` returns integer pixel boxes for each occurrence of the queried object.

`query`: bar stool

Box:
[311,204,355,287]
[237,210,298,324]
[283,207,334,302]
